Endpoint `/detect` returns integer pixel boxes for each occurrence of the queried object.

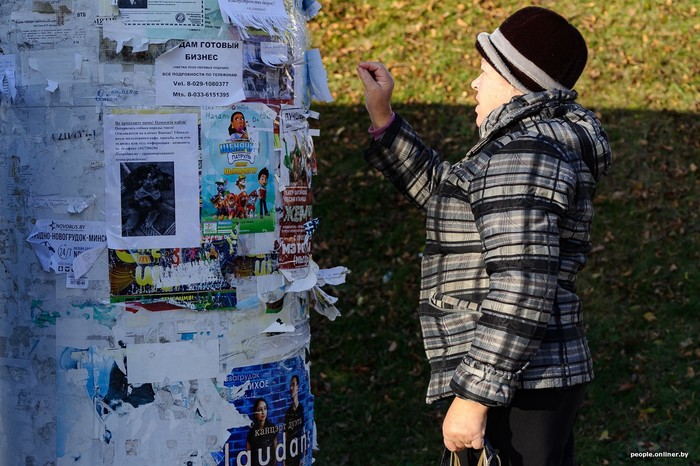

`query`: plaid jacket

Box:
[365,90,612,406]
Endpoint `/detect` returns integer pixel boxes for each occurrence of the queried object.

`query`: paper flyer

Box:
[278,107,316,273]
[242,32,295,103]
[26,220,107,274]
[201,103,277,237]
[104,112,201,249]
[10,10,90,50]
[217,0,289,36]
[155,39,246,107]
[108,239,239,311]
[117,0,205,28]
[213,355,314,466]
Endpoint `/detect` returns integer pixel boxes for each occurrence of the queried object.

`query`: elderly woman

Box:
[357,6,611,465]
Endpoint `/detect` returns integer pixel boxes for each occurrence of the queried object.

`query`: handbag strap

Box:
[440,448,460,466]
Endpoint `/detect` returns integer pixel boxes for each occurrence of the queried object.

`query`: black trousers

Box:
[456,384,587,466]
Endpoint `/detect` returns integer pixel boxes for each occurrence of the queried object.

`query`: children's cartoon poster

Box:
[213,355,314,466]
[201,104,277,237]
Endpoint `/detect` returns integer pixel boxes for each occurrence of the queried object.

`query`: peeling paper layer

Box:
[217,0,290,36]
[0,54,17,100]
[306,48,334,102]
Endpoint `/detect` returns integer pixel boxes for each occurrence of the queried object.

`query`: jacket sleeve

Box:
[364,114,453,211]
[449,136,577,407]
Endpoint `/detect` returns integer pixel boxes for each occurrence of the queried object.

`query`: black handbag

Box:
[440,438,501,466]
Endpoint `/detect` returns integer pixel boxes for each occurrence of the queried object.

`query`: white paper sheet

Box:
[126,339,220,384]
[155,40,245,106]
[104,112,201,249]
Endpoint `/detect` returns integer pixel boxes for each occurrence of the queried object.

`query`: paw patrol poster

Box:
[201,103,277,237]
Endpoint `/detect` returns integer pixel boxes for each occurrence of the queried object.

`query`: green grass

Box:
[306,2,699,465]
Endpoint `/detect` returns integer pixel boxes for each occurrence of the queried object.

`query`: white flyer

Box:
[104,112,201,249]
[26,220,107,274]
[117,0,205,28]
[155,40,245,107]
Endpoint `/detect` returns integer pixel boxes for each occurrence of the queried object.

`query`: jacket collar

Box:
[466,89,579,158]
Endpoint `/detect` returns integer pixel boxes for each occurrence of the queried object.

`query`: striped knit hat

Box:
[475,6,587,93]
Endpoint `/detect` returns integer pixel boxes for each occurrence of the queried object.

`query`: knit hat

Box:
[475,6,587,93]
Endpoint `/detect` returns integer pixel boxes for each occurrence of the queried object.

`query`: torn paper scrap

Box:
[26,219,107,274]
[302,0,322,20]
[260,41,289,65]
[262,319,295,334]
[311,285,341,321]
[0,54,17,100]
[306,48,334,102]
[25,49,92,87]
[72,244,107,279]
[29,194,98,214]
[282,261,318,293]
[126,339,219,384]
[317,265,350,286]
[217,0,289,36]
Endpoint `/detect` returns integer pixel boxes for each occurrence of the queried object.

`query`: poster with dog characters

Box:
[201,103,277,237]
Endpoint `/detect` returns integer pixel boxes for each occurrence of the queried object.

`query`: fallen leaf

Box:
[616,382,635,393]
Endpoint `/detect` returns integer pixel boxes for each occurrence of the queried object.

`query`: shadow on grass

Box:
[309,103,700,466]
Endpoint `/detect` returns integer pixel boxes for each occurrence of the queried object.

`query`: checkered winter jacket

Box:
[364,90,612,406]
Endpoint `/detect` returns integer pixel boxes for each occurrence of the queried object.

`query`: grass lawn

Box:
[306,1,699,465]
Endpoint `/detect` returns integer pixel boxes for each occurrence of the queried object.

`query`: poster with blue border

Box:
[213,355,314,466]
[201,103,277,237]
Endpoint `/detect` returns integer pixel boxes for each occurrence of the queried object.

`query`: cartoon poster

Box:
[201,103,277,237]
[213,355,314,466]
[108,238,239,311]
[104,112,201,249]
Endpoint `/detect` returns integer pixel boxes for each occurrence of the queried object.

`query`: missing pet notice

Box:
[104,111,200,249]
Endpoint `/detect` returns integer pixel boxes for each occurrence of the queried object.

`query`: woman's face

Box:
[470,59,522,127]
[254,400,267,423]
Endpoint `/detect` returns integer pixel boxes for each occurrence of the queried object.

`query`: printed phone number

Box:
[187,81,229,87]
[180,91,230,98]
